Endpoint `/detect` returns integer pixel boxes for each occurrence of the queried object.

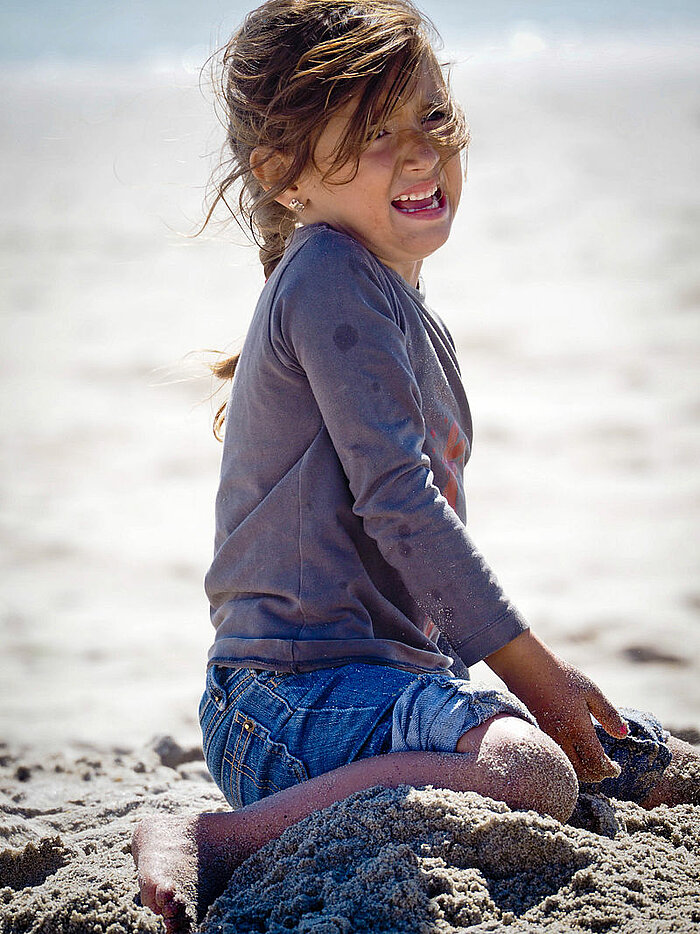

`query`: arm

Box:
[486,630,628,781]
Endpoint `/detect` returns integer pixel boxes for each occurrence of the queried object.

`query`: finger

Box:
[552,724,618,783]
[137,874,160,913]
[536,713,590,778]
[557,737,587,779]
[576,752,620,783]
[586,690,628,740]
[572,730,621,782]
[155,880,179,913]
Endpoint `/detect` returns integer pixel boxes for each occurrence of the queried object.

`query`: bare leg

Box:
[641,735,700,809]
[132,715,577,931]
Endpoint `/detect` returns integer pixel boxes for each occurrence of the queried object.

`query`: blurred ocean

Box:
[1,1,699,749]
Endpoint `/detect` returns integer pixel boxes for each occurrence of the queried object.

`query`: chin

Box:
[413,228,452,257]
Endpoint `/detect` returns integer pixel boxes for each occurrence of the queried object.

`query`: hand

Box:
[486,630,628,783]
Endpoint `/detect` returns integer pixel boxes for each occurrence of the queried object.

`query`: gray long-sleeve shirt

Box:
[205,223,528,673]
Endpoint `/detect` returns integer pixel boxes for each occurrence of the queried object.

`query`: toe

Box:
[138,876,159,913]
[155,881,179,913]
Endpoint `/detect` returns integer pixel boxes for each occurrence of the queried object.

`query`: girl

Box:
[132,0,699,929]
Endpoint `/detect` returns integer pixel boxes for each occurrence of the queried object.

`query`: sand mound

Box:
[203,785,700,933]
[1,742,699,933]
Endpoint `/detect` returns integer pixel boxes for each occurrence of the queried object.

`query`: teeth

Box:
[394,184,438,202]
[398,193,441,213]
[392,187,442,213]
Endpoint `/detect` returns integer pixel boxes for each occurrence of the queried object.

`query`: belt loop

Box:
[207,665,228,711]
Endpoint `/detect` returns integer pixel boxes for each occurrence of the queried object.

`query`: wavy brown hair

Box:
[204,0,470,438]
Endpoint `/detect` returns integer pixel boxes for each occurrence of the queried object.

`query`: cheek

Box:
[445,156,463,209]
[357,149,395,185]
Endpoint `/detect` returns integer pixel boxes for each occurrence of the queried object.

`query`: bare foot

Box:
[131,816,197,932]
[131,814,244,932]
[641,735,700,809]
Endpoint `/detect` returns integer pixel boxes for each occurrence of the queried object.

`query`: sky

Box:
[2,0,699,63]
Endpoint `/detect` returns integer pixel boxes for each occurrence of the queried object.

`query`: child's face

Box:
[293,66,463,285]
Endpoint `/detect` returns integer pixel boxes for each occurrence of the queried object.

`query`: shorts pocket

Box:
[200,667,256,782]
[221,709,309,809]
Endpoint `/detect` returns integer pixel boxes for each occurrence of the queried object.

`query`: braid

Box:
[256,199,298,278]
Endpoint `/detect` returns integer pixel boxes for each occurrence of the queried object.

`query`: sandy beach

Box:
[1,28,699,932]
[2,738,699,932]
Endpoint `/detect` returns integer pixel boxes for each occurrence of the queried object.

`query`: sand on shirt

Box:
[1,739,699,934]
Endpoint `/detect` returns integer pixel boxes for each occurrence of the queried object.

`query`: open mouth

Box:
[391,185,445,214]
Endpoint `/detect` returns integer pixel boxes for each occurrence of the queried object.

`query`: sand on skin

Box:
[1,738,700,933]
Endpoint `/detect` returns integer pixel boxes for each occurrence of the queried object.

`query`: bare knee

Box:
[457,714,579,822]
[641,735,700,808]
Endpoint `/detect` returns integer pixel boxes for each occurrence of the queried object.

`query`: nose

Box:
[402,128,440,173]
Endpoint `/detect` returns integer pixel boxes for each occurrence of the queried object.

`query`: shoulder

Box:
[271,224,402,330]
[278,224,392,295]
[265,226,408,370]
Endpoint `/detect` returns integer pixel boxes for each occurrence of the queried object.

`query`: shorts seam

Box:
[202,670,255,752]
[222,710,305,801]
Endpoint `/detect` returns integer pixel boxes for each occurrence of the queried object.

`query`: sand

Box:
[2,737,699,933]
[205,786,700,934]
[0,739,220,933]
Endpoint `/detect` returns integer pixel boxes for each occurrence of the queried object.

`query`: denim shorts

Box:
[198,663,673,809]
[199,663,534,808]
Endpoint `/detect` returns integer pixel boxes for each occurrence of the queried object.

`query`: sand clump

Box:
[202,785,700,934]
[1,741,699,933]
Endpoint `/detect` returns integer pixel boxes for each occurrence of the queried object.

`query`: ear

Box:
[249,147,294,192]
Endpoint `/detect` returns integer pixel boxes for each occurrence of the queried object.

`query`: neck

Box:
[298,221,424,289]
[387,258,423,289]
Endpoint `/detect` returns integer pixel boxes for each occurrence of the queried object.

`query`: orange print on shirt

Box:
[442,420,466,510]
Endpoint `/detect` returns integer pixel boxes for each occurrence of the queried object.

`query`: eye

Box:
[423,109,447,127]
[366,126,389,143]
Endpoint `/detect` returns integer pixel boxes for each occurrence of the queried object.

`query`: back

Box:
[205,224,525,673]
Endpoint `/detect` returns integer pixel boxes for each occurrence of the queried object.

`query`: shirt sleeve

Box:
[272,232,528,665]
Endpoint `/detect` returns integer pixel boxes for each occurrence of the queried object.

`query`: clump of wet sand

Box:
[203,785,700,933]
[1,741,699,934]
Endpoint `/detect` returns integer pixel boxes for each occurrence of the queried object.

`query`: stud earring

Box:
[288,198,306,213]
